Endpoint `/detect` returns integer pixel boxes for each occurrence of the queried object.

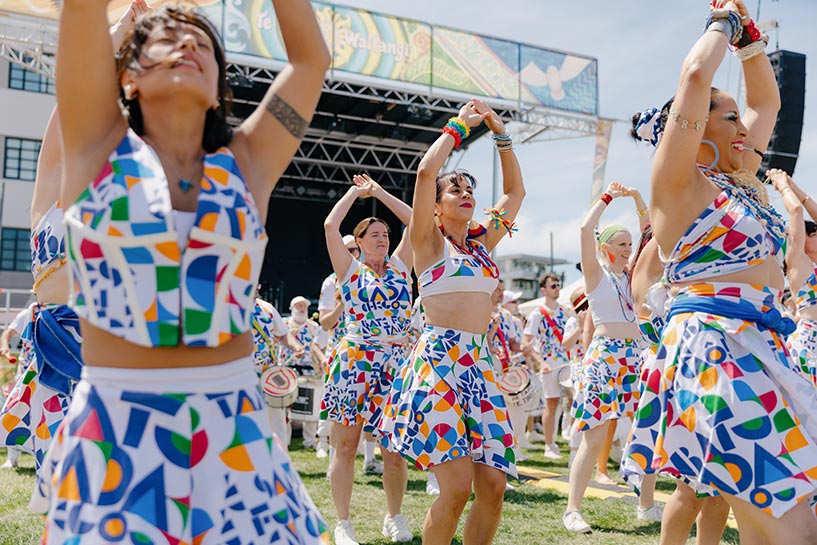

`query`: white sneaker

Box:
[563,510,591,533]
[0,458,19,470]
[517,437,536,449]
[637,504,663,522]
[382,514,412,542]
[335,520,359,545]
[363,458,384,475]
[525,430,545,443]
[543,443,562,460]
[316,445,329,459]
[516,450,528,463]
[505,481,515,491]
[426,473,440,496]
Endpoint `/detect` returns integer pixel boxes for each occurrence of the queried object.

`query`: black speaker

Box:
[759,50,806,176]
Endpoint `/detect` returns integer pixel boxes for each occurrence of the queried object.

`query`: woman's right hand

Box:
[457,100,487,129]
[766,169,794,193]
[604,182,626,199]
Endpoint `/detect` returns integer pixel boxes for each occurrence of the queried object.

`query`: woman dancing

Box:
[322,174,414,545]
[0,2,151,476]
[564,182,659,533]
[35,0,330,542]
[380,98,525,545]
[623,1,817,542]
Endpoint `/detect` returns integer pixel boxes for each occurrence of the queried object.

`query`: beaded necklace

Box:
[438,225,500,278]
[603,266,636,323]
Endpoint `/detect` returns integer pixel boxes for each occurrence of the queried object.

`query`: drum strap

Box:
[540,306,570,361]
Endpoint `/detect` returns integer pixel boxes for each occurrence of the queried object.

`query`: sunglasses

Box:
[549,284,560,289]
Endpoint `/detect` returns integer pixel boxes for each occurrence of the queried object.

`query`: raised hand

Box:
[605,182,626,199]
[457,100,487,129]
[354,173,383,197]
[110,0,152,51]
[472,98,507,134]
[766,169,794,193]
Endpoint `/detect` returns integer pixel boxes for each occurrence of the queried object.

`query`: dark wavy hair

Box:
[435,170,478,201]
[806,220,817,237]
[115,6,233,152]
[629,88,723,144]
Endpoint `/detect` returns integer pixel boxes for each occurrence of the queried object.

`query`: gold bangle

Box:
[636,208,648,218]
[669,107,708,131]
[32,258,66,294]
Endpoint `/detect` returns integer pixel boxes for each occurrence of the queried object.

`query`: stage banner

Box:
[0,0,222,24]
[590,118,613,201]
[431,27,519,101]
[519,45,597,115]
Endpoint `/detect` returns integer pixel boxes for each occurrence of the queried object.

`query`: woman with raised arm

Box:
[0,1,150,476]
[321,174,415,545]
[773,171,817,388]
[36,0,330,542]
[563,182,660,533]
[379,98,524,545]
[623,1,817,542]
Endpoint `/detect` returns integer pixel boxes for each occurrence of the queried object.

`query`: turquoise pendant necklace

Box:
[178,179,193,193]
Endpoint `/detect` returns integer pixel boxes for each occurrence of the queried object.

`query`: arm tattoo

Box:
[265,94,308,139]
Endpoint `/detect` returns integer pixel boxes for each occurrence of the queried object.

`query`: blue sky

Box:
[339,0,817,283]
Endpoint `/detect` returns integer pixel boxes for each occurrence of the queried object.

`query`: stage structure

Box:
[0,1,600,308]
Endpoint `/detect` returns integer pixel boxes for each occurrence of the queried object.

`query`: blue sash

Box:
[666,296,796,337]
[31,305,83,395]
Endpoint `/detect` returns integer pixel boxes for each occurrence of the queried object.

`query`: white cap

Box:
[290,295,310,308]
[342,234,357,248]
[502,290,523,305]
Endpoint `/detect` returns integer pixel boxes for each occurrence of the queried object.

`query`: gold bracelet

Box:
[669,108,708,131]
[636,208,648,218]
[32,258,66,294]
[803,195,812,205]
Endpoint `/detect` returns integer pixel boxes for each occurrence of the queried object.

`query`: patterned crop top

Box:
[341,256,412,342]
[418,236,499,298]
[64,129,268,348]
[795,268,817,312]
[31,201,66,282]
[660,168,787,284]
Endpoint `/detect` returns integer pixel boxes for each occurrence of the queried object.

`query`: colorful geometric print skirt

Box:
[379,325,517,477]
[788,318,817,389]
[622,283,817,518]
[32,358,328,545]
[0,305,77,471]
[571,336,645,432]
[320,337,407,435]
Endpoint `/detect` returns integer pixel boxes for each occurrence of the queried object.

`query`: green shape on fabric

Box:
[93,441,113,461]
[191,407,200,431]
[171,432,191,456]
[697,248,726,263]
[111,160,123,176]
[700,394,728,415]
[158,323,178,346]
[130,532,152,544]
[185,309,212,335]
[171,498,190,527]
[110,196,129,221]
[156,267,180,292]
[773,408,797,432]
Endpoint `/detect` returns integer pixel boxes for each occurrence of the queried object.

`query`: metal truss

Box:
[0,12,57,79]
[513,108,600,143]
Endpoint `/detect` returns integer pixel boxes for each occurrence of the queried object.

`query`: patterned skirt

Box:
[622,283,817,518]
[33,358,328,545]
[320,337,407,435]
[0,305,77,470]
[378,325,517,477]
[788,318,817,389]
[572,336,645,432]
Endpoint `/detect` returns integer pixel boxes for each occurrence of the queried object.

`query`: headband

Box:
[598,224,629,244]
[634,107,662,148]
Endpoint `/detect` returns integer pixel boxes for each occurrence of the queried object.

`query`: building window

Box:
[8,60,55,94]
[0,228,31,272]
[3,137,42,181]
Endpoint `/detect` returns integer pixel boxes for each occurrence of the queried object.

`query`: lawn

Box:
[0,442,740,545]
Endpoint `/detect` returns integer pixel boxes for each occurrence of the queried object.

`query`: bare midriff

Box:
[670,256,785,294]
[80,320,253,368]
[33,266,70,306]
[593,322,642,340]
[421,291,492,335]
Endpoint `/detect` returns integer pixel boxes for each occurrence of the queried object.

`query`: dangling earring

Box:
[700,139,720,171]
[434,214,442,228]
[124,84,138,100]
[211,99,220,111]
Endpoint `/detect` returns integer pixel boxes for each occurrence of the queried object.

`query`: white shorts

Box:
[539,368,562,399]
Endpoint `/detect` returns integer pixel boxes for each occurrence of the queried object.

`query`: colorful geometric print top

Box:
[251,298,288,374]
[64,129,268,347]
[795,268,817,312]
[490,306,521,369]
[276,317,323,375]
[30,201,66,281]
[661,168,787,284]
[341,256,412,342]
[418,237,499,298]
[523,304,570,365]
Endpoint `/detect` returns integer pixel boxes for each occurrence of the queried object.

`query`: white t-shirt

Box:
[318,273,337,312]
[8,303,35,333]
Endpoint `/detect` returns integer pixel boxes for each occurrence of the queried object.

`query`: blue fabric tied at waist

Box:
[666,296,797,337]
[31,305,83,395]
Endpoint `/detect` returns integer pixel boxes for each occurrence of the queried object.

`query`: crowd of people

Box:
[1,0,817,543]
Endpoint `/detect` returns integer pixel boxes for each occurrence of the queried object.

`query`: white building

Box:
[495,253,571,302]
[0,55,55,313]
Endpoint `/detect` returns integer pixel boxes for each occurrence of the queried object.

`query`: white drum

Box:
[260,367,298,408]
[290,377,323,422]
[498,367,542,411]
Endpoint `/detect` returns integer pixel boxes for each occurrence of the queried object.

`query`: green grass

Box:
[0,443,740,544]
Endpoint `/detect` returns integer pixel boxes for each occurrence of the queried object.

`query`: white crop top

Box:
[418,237,499,298]
[587,267,636,326]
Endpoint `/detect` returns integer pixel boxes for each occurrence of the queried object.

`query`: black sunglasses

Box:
[549,283,560,289]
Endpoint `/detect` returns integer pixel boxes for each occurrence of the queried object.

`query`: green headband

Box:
[598,224,629,244]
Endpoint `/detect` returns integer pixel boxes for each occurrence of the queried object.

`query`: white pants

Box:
[266,406,291,449]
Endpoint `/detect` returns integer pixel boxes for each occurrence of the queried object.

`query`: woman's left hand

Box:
[473,98,507,135]
[766,168,793,193]
[608,181,638,198]
[353,173,382,197]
